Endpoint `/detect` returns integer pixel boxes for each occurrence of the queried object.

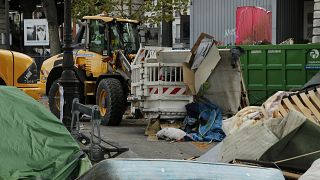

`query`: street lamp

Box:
[5,0,10,50]
[59,0,80,129]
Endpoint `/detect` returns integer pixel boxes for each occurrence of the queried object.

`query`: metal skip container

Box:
[129,47,193,120]
[240,44,320,105]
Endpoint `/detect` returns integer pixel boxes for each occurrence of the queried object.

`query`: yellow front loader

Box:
[39,14,140,126]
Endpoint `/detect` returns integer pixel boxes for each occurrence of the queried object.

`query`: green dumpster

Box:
[239,44,320,105]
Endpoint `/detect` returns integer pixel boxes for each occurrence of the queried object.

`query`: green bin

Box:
[239,44,320,105]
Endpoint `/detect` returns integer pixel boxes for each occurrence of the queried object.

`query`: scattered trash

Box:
[184,34,247,116]
[198,110,309,163]
[198,87,320,173]
[280,38,294,45]
[156,127,186,141]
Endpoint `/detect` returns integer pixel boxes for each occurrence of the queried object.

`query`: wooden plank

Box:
[283,98,295,110]
[308,90,320,110]
[300,93,320,122]
[317,88,320,96]
[278,104,288,117]
[291,95,314,121]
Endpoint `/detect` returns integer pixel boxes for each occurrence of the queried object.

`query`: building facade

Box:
[313,0,320,43]
[190,0,318,46]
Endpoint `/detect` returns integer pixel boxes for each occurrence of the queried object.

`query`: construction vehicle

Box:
[39,14,140,126]
[0,49,41,99]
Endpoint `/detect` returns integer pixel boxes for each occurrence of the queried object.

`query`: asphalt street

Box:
[39,96,214,159]
[81,118,215,159]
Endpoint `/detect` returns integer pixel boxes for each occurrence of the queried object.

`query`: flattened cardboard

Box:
[195,45,221,94]
[182,63,196,95]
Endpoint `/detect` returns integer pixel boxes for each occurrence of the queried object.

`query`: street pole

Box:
[5,0,10,50]
[59,0,80,129]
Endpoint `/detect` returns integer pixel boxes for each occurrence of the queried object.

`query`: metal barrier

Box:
[130,47,193,120]
[71,98,129,162]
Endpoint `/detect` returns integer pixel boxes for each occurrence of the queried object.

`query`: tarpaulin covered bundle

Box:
[184,98,226,142]
[0,86,90,180]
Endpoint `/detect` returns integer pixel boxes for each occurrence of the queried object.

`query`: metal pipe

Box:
[58,0,80,129]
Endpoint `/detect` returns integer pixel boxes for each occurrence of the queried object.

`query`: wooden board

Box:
[300,93,320,122]
[278,104,288,117]
[291,95,314,121]
[308,90,320,110]
[317,88,320,96]
[283,98,295,110]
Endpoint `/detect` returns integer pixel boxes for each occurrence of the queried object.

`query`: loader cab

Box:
[80,16,140,59]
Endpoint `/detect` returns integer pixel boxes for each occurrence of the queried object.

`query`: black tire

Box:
[96,78,125,126]
[48,79,84,119]
[48,79,61,118]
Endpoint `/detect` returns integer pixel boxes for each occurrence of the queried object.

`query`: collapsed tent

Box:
[0,86,91,179]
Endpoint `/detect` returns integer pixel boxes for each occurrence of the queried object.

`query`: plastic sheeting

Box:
[184,98,226,142]
[236,6,272,45]
[0,86,90,179]
[78,159,285,180]
[203,49,242,115]
[199,110,308,164]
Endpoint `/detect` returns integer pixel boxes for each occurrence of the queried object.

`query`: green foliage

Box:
[71,0,114,19]
[71,0,189,23]
[142,0,189,23]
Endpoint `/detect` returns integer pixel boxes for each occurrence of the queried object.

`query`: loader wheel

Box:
[48,79,83,119]
[48,79,61,118]
[96,78,125,126]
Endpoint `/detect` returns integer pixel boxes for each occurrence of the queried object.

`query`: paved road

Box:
[81,118,215,160]
[40,96,214,160]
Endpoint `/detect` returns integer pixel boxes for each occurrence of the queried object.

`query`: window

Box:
[89,20,105,54]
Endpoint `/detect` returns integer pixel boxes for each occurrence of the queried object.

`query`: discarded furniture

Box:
[275,88,320,124]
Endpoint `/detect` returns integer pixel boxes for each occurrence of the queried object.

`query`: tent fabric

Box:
[0,86,87,180]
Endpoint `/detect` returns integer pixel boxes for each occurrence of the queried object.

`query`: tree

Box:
[71,0,189,24]
[42,0,61,56]
[72,0,189,47]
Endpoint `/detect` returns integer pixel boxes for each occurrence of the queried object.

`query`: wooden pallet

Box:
[276,88,320,124]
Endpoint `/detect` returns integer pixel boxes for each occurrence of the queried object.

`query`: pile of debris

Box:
[141,33,247,142]
[134,33,320,179]
[198,89,320,178]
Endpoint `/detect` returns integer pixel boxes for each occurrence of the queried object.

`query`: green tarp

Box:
[0,86,90,180]
[260,119,320,171]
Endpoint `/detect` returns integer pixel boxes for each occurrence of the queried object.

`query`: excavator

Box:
[39,14,140,126]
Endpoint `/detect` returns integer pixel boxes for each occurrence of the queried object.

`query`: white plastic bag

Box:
[156,128,186,141]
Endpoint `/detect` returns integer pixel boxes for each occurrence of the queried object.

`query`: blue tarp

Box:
[184,98,226,142]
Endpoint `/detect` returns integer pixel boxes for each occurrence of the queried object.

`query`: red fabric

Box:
[236,6,272,45]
